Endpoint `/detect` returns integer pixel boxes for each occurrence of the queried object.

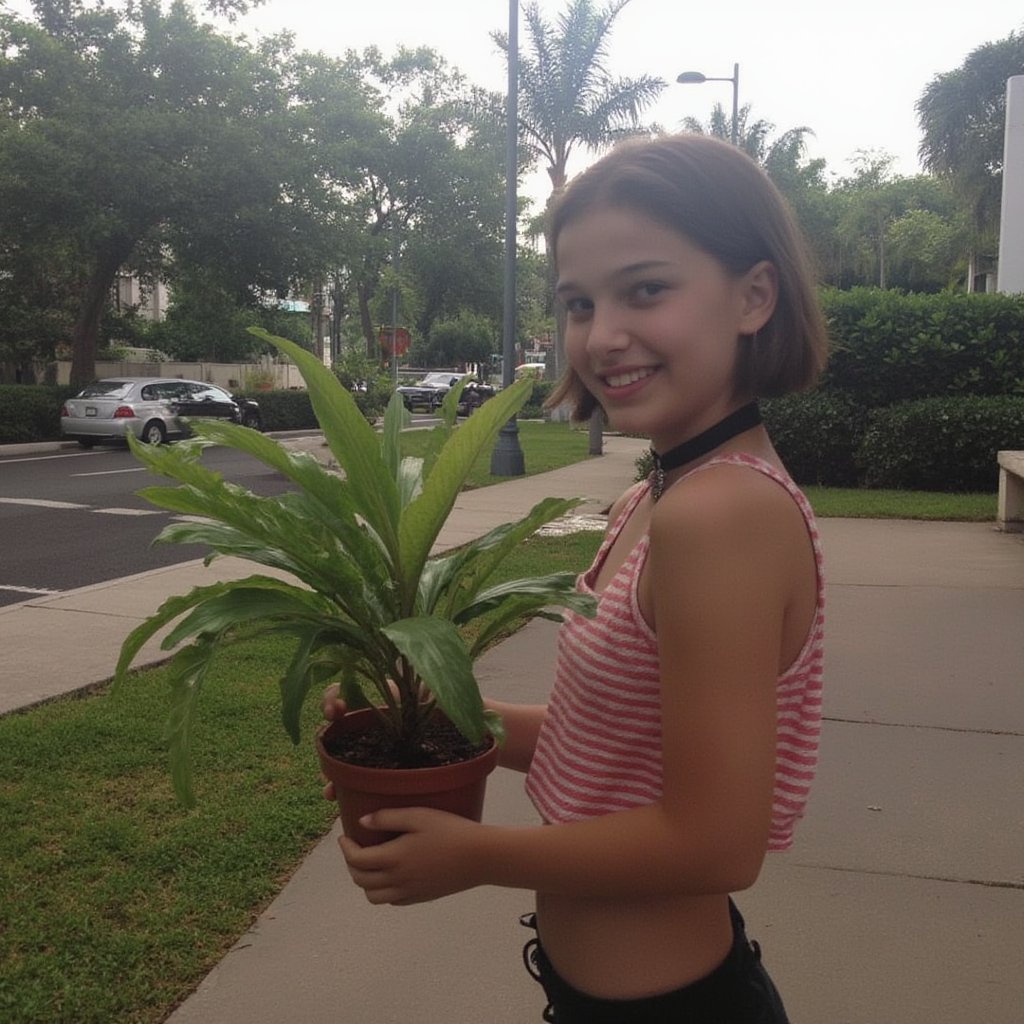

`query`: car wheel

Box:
[241,410,261,431]
[139,420,167,445]
[76,439,95,449]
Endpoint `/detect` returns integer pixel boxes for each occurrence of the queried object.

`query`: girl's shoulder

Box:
[651,454,810,547]
[604,479,650,533]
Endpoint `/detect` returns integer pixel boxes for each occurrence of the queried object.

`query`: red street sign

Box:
[378,326,411,356]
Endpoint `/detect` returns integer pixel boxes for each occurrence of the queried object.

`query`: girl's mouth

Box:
[600,366,657,392]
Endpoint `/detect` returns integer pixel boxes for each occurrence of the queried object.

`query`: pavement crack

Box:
[793,862,1024,891]
[823,715,1023,738]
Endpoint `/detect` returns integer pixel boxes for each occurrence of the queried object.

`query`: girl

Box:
[326,133,828,1023]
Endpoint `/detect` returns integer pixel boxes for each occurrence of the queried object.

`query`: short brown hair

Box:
[546,133,829,420]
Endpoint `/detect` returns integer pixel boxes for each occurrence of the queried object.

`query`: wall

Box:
[55,360,306,390]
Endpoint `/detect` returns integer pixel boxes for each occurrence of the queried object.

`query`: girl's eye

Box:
[563,297,593,319]
[632,282,666,301]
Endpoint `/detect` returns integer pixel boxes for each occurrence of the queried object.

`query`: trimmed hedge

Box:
[233,389,317,431]
[856,396,1024,492]
[762,391,867,487]
[820,288,1024,407]
[0,384,76,443]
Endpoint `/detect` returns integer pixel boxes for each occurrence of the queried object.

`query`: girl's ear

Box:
[738,260,778,334]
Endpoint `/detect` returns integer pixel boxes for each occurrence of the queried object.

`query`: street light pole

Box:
[676,62,740,146]
[490,0,526,476]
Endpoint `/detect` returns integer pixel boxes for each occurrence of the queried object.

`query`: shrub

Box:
[520,379,557,419]
[0,384,77,443]
[762,390,867,487]
[235,389,316,431]
[820,288,1024,407]
[856,395,1024,492]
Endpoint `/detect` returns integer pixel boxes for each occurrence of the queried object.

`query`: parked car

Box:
[456,381,496,416]
[395,371,462,412]
[60,377,262,448]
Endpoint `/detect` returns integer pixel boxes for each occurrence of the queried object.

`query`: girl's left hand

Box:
[338,807,491,906]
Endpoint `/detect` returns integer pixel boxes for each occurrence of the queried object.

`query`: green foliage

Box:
[425,309,497,368]
[0,384,76,443]
[332,347,392,420]
[115,329,595,803]
[856,396,1024,492]
[762,390,867,487]
[233,389,317,431]
[520,379,557,419]
[820,288,1024,406]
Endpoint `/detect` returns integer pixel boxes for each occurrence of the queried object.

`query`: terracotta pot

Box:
[316,709,499,846]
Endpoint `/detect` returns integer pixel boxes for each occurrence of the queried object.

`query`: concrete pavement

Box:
[2,434,1023,1022]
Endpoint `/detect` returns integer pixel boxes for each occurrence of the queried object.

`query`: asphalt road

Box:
[0,440,304,608]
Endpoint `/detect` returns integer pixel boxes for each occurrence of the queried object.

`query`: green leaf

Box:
[163,638,219,808]
[381,390,412,484]
[248,328,401,560]
[398,377,532,602]
[381,617,487,744]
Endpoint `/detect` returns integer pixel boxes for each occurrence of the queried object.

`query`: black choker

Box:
[650,402,762,500]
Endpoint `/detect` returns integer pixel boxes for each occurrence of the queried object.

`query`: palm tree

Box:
[916,30,1024,289]
[681,102,816,178]
[493,0,663,440]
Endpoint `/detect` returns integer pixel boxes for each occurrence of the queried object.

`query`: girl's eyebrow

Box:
[555,260,674,296]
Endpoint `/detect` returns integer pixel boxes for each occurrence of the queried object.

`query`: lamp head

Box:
[676,71,707,84]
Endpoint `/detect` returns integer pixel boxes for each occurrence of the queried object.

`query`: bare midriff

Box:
[534,889,734,1000]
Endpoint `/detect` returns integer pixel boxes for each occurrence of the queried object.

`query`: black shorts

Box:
[521,900,790,1023]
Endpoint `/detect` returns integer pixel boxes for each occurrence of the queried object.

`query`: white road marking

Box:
[72,468,147,477]
[0,496,89,510]
[0,584,62,595]
[0,496,161,516]
[91,508,162,516]
[0,451,100,464]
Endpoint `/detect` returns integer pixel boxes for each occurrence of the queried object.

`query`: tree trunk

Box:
[69,245,130,388]
[357,279,376,362]
[588,406,604,455]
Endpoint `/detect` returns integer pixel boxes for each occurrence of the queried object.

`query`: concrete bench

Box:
[997,450,1024,532]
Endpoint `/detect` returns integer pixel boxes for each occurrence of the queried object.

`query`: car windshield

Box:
[420,373,457,386]
[77,381,133,398]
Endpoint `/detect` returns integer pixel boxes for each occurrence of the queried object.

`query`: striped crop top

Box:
[525,453,826,851]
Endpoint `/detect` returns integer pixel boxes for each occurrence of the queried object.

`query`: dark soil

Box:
[325,716,491,770]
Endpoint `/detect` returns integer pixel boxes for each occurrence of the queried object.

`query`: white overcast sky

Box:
[224,0,1023,209]
[9,0,1023,209]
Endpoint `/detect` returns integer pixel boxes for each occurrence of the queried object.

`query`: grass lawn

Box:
[400,418,593,487]
[0,419,1000,1022]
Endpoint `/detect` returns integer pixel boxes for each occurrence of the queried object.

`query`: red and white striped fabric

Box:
[525,453,826,851]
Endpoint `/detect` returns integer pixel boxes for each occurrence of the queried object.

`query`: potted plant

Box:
[114,329,595,844]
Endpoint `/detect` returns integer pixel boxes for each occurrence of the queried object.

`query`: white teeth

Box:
[605,368,654,388]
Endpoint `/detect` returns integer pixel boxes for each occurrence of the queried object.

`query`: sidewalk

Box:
[3,435,1023,1022]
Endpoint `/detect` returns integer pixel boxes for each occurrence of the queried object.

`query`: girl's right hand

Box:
[321,683,348,802]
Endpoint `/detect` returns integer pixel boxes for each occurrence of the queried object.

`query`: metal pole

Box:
[730,63,739,147]
[391,224,400,386]
[491,0,525,476]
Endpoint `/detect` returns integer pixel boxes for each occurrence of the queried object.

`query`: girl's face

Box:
[555,205,776,452]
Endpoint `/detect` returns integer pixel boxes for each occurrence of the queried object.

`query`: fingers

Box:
[321,682,346,721]
[322,781,336,801]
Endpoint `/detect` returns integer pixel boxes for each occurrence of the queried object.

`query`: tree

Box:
[831,155,965,291]
[424,309,497,369]
[300,46,509,361]
[494,0,664,397]
[0,0,326,385]
[916,30,1024,285]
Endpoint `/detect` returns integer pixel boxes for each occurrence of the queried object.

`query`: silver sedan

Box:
[60,377,259,448]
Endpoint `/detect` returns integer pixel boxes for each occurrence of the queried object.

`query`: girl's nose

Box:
[585,304,630,357]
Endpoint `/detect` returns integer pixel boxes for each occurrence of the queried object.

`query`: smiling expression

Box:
[555,206,776,453]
